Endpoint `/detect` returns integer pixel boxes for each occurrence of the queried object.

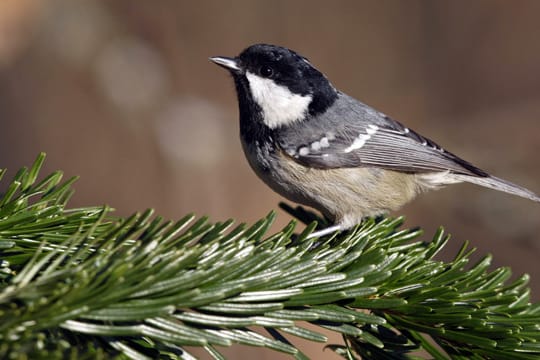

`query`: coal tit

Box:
[210,44,540,237]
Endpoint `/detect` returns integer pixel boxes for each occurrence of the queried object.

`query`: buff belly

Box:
[247,148,427,229]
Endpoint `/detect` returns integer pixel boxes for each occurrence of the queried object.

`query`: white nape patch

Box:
[343,125,379,153]
[246,71,312,129]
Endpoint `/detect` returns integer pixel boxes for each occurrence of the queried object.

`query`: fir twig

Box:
[0,154,539,359]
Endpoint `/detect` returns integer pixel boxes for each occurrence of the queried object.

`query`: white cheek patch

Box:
[343,125,379,153]
[246,72,313,129]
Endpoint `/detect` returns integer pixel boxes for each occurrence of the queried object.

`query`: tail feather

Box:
[451,174,540,203]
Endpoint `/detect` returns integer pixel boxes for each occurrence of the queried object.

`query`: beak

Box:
[209,56,243,74]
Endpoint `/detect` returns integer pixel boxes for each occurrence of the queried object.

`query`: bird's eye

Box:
[260,66,274,77]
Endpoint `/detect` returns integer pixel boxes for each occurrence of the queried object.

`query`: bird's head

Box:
[210,44,337,129]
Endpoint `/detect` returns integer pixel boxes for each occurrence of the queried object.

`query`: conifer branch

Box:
[0,154,539,359]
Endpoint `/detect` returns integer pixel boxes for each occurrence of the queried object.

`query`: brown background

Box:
[0,1,539,358]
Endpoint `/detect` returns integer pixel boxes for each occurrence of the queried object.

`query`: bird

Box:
[210,44,540,238]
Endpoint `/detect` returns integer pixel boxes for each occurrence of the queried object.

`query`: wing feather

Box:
[277,93,487,177]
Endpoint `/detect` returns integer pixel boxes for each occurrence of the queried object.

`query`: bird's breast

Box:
[241,143,423,227]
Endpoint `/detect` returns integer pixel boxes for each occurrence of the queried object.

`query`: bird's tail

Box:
[451,174,540,202]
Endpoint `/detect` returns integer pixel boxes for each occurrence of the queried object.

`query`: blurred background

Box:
[0,1,539,358]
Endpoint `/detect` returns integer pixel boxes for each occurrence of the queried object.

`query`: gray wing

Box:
[277,93,488,177]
